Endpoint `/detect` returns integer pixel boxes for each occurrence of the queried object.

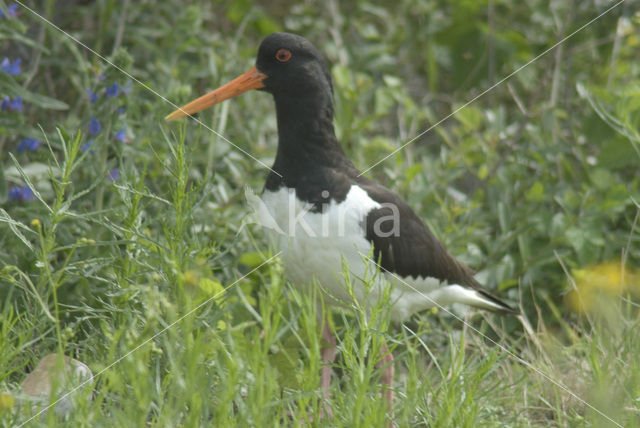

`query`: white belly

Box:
[260,186,376,302]
[251,185,448,322]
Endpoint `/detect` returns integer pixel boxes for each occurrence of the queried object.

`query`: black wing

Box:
[360,180,516,314]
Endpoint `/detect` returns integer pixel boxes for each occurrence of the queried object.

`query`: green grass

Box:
[1,1,640,427]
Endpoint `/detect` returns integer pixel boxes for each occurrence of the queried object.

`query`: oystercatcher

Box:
[166,32,516,421]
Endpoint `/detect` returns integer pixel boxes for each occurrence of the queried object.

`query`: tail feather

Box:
[425,284,518,315]
[473,289,518,315]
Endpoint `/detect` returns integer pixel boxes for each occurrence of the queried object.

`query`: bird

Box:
[166,32,517,423]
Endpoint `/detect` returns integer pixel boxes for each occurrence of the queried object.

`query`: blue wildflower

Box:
[105,83,119,98]
[8,185,34,202]
[81,139,94,153]
[114,127,127,143]
[17,138,40,152]
[86,88,97,103]
[1,96,23,111]
[11,96,23,111]
[107,168,120,181]
[89,116,101,135]
[1,57,21,75]
[0,4,18,18]
[117,105,127,114]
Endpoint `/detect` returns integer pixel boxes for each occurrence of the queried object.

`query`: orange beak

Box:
[165,66,267,121]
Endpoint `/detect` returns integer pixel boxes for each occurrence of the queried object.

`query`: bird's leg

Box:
[377,340,395,425]
[320,318,336,419]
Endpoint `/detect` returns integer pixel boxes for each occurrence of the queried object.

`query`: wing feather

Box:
[360,180,516,314]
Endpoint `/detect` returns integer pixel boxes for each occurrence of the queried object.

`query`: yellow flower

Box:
[0,393,14,411]
[181,270,200,287]
[566,260,639,313]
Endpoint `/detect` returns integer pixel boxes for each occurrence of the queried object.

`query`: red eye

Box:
[275,49,292,62]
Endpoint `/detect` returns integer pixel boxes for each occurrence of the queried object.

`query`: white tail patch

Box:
[432,285,507,312]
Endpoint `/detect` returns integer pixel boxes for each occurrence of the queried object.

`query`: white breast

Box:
[260,185,376,300]
[249,185,449,321]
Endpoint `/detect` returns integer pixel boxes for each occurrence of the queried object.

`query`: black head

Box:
[255,33,333,102]
[165,33,334,121]
[164,32,353,182]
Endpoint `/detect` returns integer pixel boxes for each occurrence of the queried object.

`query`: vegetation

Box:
[1,0,638,426]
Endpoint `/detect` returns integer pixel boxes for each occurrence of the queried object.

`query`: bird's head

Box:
[165,32,332,121]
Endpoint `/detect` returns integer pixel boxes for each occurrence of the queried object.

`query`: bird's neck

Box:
[271,93,354,175]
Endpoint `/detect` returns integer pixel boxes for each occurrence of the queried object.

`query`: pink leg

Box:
[377,341,395,427]
[285,318,336,422]
[320,319,337,418]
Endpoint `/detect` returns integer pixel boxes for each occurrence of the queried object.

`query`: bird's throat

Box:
[272,93,350,172]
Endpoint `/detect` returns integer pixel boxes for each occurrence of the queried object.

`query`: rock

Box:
[19,353,93,418]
